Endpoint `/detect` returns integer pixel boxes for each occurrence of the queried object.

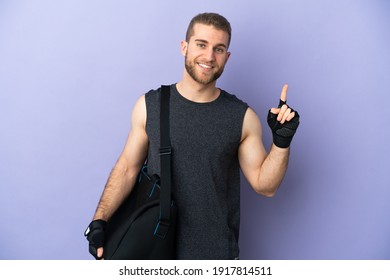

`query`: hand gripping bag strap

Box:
[154,85,172,238]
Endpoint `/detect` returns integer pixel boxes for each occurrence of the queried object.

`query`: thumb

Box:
[270,108,280,114]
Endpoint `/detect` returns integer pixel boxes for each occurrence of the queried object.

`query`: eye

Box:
[197,43,206,48]
[215,48,225,54]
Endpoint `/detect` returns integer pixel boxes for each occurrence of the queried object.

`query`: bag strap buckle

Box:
[154,220,170,239]
[159,146,172,156]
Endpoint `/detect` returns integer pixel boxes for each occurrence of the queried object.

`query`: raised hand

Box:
[267,84,300,148]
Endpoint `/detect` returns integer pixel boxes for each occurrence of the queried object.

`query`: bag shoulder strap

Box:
[154,85,172,238]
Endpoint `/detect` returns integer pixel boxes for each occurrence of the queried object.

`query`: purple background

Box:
[1,0,389,260]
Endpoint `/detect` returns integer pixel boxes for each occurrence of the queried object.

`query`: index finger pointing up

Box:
[280,84,288,102]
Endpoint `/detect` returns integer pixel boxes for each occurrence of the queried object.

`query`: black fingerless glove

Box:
[84,219,107,259]
[267,100,300,148]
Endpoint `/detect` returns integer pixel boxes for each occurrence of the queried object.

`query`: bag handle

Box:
[154,85,173,238]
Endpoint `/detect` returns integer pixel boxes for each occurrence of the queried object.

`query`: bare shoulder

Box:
[241,107,262,141]
[119,95,148,167]
[131,95,147,129]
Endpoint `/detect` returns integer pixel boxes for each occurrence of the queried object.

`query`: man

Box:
[85,12,299,260]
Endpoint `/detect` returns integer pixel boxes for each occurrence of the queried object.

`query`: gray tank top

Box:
[145,84,248,259]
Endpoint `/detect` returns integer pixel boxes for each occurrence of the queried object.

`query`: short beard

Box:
[184,56,224,85]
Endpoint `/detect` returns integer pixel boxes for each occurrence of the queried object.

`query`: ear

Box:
[225,51,231,63]
[180,40,188,56]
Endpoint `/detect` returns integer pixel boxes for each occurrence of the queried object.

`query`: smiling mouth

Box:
[197,63,214,69]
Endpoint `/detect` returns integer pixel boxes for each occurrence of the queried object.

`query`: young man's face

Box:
[181,23,231,85]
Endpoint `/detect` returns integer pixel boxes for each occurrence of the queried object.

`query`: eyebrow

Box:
[194,39,227,49]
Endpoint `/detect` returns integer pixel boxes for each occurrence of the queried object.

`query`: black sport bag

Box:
[103,85,177,259]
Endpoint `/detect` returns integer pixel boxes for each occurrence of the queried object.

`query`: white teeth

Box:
[198,63,212,69]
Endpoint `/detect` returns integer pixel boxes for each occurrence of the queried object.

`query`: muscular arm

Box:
[93,95,149,221]
[238,107,289,197]
[238,84,299,197]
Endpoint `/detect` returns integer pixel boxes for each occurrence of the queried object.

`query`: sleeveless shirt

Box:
[145,84,248,259]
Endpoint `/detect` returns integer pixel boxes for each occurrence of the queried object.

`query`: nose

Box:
[204,47,216,62]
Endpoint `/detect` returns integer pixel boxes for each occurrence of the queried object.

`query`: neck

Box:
[176,72,220,103]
